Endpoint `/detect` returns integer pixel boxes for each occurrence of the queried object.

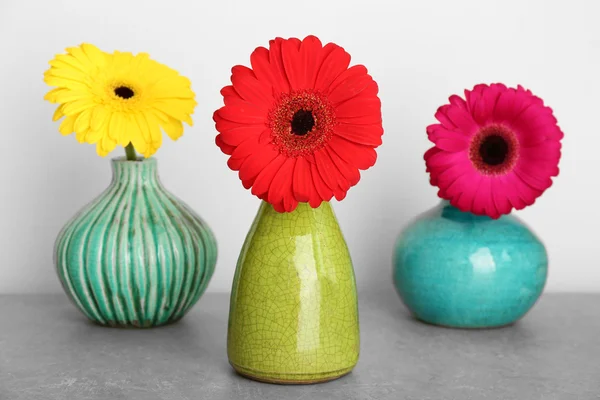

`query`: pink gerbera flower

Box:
[425,83,563,219]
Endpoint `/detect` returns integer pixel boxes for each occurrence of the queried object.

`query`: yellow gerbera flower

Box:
[44,43,196,157]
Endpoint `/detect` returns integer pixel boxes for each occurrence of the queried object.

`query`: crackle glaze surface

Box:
[228,201,359,384]
[54,158,217,328]
[393,201,547,328]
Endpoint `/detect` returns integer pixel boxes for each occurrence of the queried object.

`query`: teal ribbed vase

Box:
[54,158,217,328]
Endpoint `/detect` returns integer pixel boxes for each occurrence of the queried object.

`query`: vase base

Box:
[414,315,518,330]
[231,363,354,385]
[89,316,184,329]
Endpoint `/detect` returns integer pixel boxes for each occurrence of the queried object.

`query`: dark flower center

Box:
[479,135,508,166]
[114,86,135,99]
[469,124,519,176]
[291,109,315,136]
[268,90,335,158]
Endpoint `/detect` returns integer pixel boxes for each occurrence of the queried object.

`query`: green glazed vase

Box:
[54,158,217,328]
[227,201,360,384]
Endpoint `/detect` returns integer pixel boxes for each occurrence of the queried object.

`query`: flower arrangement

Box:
[218,35,382,383]
[44,43,196,158]
[214,35,383,212]
[45,44,216,328]
[393,83,562,328]
[424,83,563,218]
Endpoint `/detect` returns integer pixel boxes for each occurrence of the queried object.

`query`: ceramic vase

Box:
[393,201,547,328]
[54,158,217,328]
[227,201,359,384]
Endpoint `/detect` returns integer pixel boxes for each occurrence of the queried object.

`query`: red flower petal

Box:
[314,46,350,92]
[268,157,295,206]
[292,156,312,202]
[217,104,266,124]
[283,191,299,213]
[328,136,377,169]
[239,144,280,183]
[251,155,286,197]
[335,96,381,118]
[250,46,276,89]
[337,111,382,125]
[231,65,273,108]
[219,125,264,146]
[334,123,383,146]
[298,35,323,90]
[310,162,334,202]
[215,134,235,155]
[314,148,340,192]
[258,128,271,144]
[229,136,260,165]
[313,149,350,201]
[214,111,257,132]
[326,146,360,186]
[221,85,269,113]
[268,38,291,94]
[281,38,303,90]
[328,67,375,105]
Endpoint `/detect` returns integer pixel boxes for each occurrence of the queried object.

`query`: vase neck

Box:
[258,200,335,219]
[111,157,161,188]
[439,200,495,222]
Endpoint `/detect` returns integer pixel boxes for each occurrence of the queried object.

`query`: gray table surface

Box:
[1,291,599,400]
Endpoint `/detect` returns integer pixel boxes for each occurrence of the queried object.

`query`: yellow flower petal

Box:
[125,115,148,155]
[96,135,116,157]
[52,90,91,104]
[58,115,76,135]
[108,112,129,146]
[75,129,88,143]
[161,117,184,141]
[86,127,104,144]
[52,104,65,121]
[144,112,163,143]
[81,43,107,67]
[63,99,94,116]
[90,106,109,131]
[152,100,194,125]
[74,108,92,137]
[66,45,95,70]
[45,68,89,86]
[44,88,65,102]
[53,53,87,72]
[44,75,89,91]
[134,112,151,142]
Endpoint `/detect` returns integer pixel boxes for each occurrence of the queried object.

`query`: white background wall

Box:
[0,0,597,294]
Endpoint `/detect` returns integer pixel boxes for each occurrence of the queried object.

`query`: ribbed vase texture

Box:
[228,201,359,384]
[54,158,217,327]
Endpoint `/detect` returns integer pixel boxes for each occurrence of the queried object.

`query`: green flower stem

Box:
[125,143,138,161]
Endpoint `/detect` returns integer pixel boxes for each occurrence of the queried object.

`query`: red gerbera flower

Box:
[425,83,563,219]
[214,35,383,212]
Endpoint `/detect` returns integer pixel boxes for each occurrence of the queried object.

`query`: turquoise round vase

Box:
[54,158,217,327]
[393,201,547,328]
